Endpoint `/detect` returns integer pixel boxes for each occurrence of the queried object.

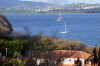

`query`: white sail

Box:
[56,10,63,22]
[59,21,68,38]
[60,22,68,34]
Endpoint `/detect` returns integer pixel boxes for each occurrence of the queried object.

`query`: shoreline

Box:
[0,12,100,14]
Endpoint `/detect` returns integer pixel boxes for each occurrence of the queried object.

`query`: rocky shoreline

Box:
[0,15,13,35]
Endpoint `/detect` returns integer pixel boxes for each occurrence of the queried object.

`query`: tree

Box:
[23,26,32,37]
[0,39,27,57]
[98,46,100,66]
[31,37,57,57]
[26,36,57,65]
[76,58,82,66]
[92,45,98,65]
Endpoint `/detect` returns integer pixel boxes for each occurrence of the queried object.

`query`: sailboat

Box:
[56,8,68,38]
[59,21,68,38]
[56,11,63,22]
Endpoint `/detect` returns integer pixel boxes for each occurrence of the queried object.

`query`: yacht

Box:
[56,12,63,22]
[59,21,68,38]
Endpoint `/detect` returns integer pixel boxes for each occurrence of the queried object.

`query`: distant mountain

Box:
[1,0,100,13]
[0,0,55,8]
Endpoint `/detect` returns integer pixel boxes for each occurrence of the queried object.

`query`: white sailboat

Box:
[56,11,63,22]
[59,21,68,38]
[57,8,68,38]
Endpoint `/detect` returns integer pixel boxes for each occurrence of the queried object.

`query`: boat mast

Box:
[64,21,67,32]
[60,21,68,38]
[56,7,63,22]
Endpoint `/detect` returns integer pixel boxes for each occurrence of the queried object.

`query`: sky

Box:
[20,0,100,5]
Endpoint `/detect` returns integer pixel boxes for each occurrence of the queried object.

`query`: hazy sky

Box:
[21,0,100,5]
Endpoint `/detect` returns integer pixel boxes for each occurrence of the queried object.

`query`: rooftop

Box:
[39,50,91,61]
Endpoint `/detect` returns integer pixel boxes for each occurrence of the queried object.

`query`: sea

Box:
[3,13,100,45]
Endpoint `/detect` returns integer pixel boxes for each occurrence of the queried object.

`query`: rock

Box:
[0,15,13,35]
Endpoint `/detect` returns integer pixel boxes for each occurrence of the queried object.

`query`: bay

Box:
[3,13,100,45]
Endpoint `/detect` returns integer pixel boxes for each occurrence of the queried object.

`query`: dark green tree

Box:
[98,46,100,66]
[27,36,57,65]
[76,58,82,66]
[92,45,98,65]
[0,39,27,57]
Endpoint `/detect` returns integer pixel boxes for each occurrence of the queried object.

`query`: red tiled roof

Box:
[52,50,91,59]
[39,50,91,60]
[39,50,75,61]
[70,51,91,59]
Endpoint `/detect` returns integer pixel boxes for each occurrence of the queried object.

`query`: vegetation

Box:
[0,39,26,57]
[0,21,98,66]
[0,58,25,66]
[92,46,98,64]
[0,33,91,65]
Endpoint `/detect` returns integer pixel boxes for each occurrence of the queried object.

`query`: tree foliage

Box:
[92,46,98,64]
[29,36,57,57]
[0,39,27,57]
[2,58,24,66]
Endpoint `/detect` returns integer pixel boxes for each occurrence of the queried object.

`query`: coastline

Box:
[0,11,100,14]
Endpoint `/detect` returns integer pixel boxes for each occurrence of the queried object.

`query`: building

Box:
[61,51,91,66]
[37,50,91,66]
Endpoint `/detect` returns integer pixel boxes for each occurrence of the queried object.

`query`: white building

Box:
[61,51,91,66]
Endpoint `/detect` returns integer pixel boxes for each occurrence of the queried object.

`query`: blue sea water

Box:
[3,13,100,45]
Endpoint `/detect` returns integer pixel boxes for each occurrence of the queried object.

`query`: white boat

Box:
[56,12,63,22]
[56,8,68,38]
[59,21,68,38]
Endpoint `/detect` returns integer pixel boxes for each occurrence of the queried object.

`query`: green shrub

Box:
[2,58,25,66]
[0,39,27,57]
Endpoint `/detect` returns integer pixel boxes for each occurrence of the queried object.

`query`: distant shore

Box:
[0,10,100,14]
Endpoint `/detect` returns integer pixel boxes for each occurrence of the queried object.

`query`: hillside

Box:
[0,0,54,8]
[0,15,13,35]
[30,36,93,53]
[0,0,100,13]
